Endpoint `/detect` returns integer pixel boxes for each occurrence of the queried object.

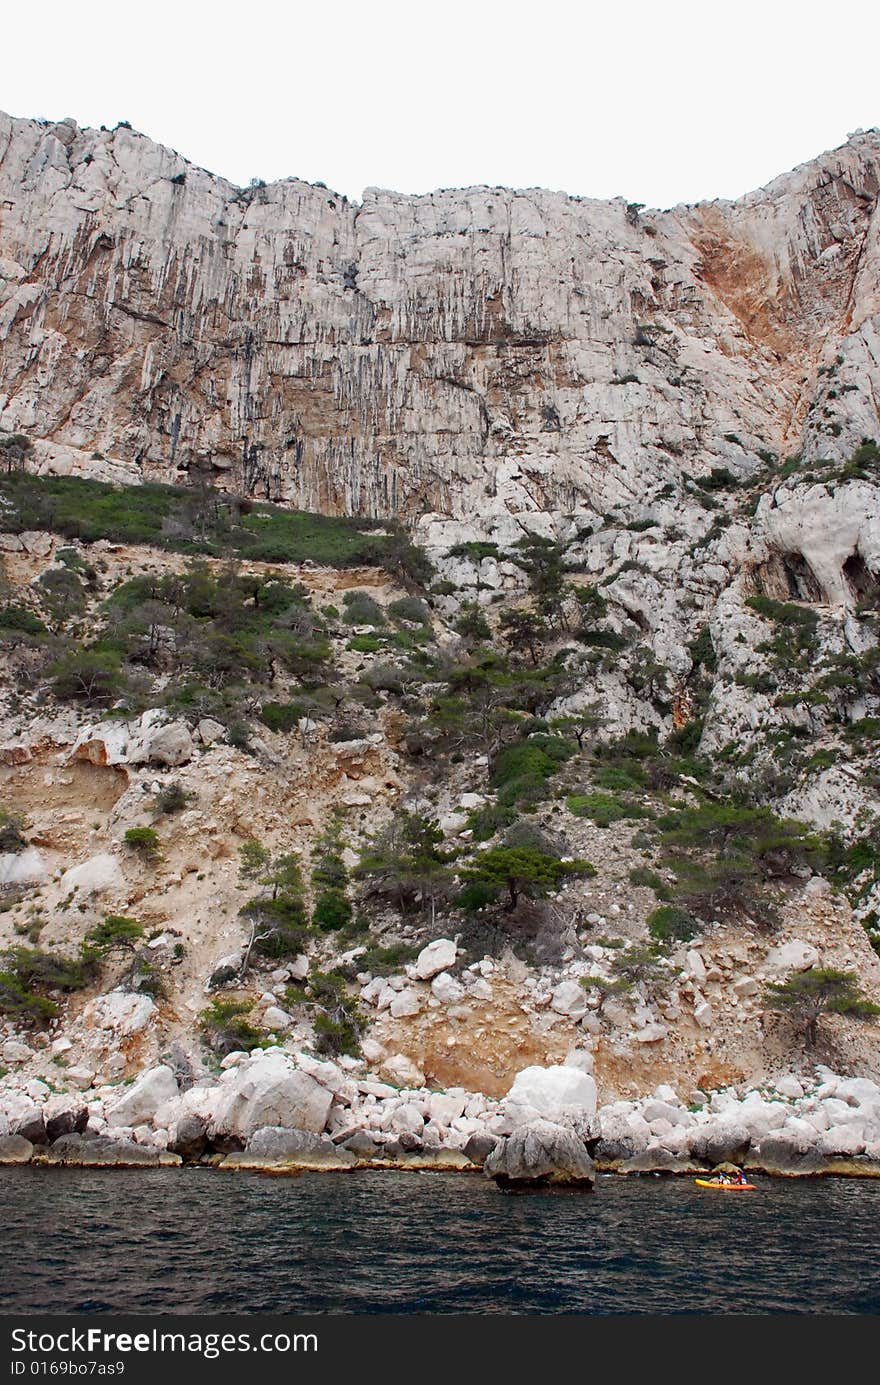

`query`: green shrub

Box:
[259,702,301,733]
[152,781,195,815]
[199,998,264,1054]
[647,904,700,942]
[49,649,125,705]
[566,792,647,827]
[123,826,161,860]
[388,596,429,625]
[312,890,352,931]
[0,605,46,637]
[342,589,386,626]
[347,634,381,653]
[0,472,432,580]
[491,735,574,806]
[0,971,58,1022]
[0,808,27,853]
[355,941,419,975]
[83,915,144,955]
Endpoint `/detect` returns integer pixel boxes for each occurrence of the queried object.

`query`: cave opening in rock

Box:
[843,551,875,604]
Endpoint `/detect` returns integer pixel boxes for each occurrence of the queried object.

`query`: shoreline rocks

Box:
[2,1055,880,1181]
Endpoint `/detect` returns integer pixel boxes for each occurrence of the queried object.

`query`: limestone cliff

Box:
[1,113,879,529]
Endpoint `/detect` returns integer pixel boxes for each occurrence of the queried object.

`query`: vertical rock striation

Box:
[0,112,878,532]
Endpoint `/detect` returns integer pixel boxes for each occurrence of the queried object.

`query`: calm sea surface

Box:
[1,1167,878,1315]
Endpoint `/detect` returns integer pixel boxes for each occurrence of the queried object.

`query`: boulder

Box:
[385,1103,425,1137]
[58,853,124,897]
[426,1091,468,1126]
[208,951,245,988]
[66,1065,97,1091]
[764,940,819,977]
[753,1132,827,1176]
[0,847,48,887]
[641,1099,689,1128]
[415,939,458,980]
[732,976,759,998]
[43,1095,89,1141]
[211,1055,334,1140]
[564,1048,595,1075]
[1,1092,45,1143]
[168,1113,209,1161]
[246,1126,355,1165]
[463,1132,498,1166]
[197,718,225,745]
[294,1053,358,1105]
[774,1075,805,1101]
[381,1054,425,1088]
[818,1125,866,1157]
[506,1064,597,1120]
[223,1125,355,1170]
[389,988,421,1018]
[262,1006,293,1032]
[484,1119,595,1188]
[288,954,309,982]
[693,999,714,1029]
[0,1134,34,1164]
[2,1040,34,1064]
[688,1121,752,1165]
[431,971,465,1004]
[44,1132,179,1167]
[105,1066,180,1127]
[550,980,588,1018]
[685,950,706,982]
[342,1130,380,1157]
[134,720,194,768]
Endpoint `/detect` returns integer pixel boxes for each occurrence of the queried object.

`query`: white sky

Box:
[3,0,879,207]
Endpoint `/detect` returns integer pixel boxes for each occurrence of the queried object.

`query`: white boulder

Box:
[59,853,124,897]
[106,1066,179,1127]
[0,847,48,887]
[431,972,465,1004]
[764,940,819,976]
[415,939,458,980]
[506,1064,597,1120]
[211,1054,333,1139]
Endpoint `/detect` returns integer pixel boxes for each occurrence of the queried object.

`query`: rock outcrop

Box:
[1,112,879,539]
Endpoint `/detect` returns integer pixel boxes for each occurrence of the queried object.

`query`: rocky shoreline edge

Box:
[4,1046,880,1187]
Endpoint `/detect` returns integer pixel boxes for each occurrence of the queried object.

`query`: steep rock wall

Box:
[0,113,879,528]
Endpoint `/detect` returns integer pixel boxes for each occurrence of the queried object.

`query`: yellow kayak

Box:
[695,1178,756,1191]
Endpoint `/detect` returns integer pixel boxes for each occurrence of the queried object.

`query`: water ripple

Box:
[0,1168,878,1314]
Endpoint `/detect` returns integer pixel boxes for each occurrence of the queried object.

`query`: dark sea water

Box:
[1,1167,878,1315]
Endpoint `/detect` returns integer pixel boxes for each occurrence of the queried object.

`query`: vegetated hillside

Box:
[1,458,879,1102]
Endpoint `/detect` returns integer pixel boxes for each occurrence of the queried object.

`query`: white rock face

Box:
[59,854,124,897]
[69,710,192,768]
[2,111,879,539]
[106,1066,179,1127]
[506,1064,597,1119]
[414,939,458,980]
[0,847,48,886]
